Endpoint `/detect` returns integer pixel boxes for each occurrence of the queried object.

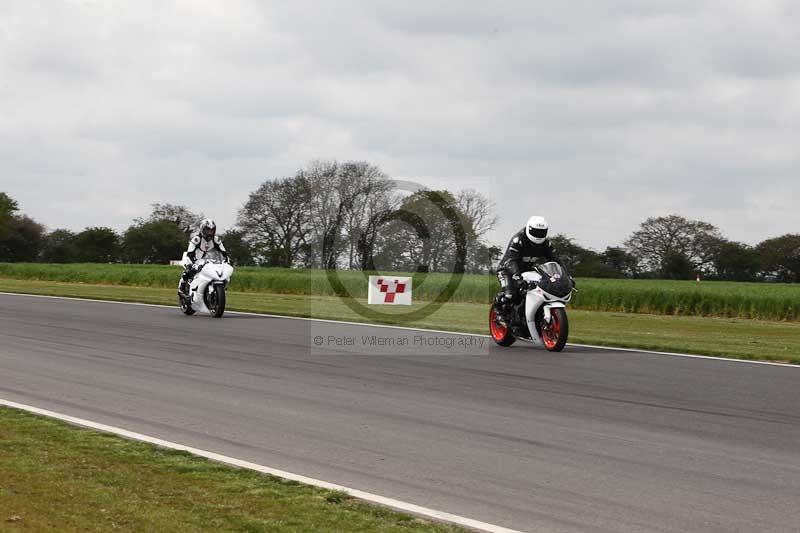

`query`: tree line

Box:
[0,197,215,264]
[1,161,799,281]
[556,214,800,282]
[234,160,500,273]
[0,160,501,274]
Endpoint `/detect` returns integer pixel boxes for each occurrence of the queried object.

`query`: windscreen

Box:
[536,262,572,298]
[203,249,225,263]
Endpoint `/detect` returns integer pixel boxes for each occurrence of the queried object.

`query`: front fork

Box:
[528,302,567,337]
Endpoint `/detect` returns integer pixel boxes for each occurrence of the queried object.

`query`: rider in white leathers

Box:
[179,219,229,294]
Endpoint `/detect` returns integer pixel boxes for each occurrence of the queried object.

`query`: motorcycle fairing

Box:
[522,271,545,346]
[187,261,233,315]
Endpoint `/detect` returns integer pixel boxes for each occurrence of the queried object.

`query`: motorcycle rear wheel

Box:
[489,307,516,346]
[541,308,569,352]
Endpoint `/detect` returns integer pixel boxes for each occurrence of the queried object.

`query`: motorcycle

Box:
[178,252,233,318]
[489,262,574,351]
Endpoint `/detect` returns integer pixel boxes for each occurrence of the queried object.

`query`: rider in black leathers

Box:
[495,216,570,322]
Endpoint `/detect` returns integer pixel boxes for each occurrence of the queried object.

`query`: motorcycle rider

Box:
[179,218,229,294]
[494,215,570,323]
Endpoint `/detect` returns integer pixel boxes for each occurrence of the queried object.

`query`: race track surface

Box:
[1,293,799,532]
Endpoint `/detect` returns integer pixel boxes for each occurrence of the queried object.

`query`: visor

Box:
[528,227,548,239]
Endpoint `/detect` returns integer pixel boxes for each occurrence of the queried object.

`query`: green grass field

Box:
[0,407,464,532]
[2,263,799,321]
[1,278,798,363]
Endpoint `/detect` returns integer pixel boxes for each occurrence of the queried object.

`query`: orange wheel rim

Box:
[542,312,560,348]
[489,308,508,341]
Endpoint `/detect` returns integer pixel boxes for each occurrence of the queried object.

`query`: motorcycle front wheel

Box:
[541,308,569,352]
[489,307,516,346]
[208,285,226,318]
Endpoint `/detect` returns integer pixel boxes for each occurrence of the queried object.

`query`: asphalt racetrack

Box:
[1,293,799,532]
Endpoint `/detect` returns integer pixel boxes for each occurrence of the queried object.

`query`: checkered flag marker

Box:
[368,276,412,305]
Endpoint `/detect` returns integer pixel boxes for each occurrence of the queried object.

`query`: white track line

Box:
[1,291,797,368]
[0,398,523,533]
[567,343,798,368]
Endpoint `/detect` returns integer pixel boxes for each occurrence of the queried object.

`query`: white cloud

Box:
[0,0,798,249]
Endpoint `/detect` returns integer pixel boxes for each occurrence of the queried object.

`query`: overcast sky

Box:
[1,0,798,250]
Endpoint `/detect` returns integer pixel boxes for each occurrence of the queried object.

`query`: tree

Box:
[139,203,204,236]
[337,161,394,270]
[236,161,489,273]
[757,234,800,282]
[548,234,598,277]
[219,229,255,266]
[0,192,19,240]
[625,214,723,277]
[348,177,398,270]
[74,227,120,263]
[302,160,349,269]
[0,192,17,216]
[456,190,498,241]
[40,229,79,263]
[122,220,186,264]
[470,243,502,274]
[526,237,639,279]
[297,160,398,270]
[661,250,696,280]
[237,160,400,270]
[238,176,312,267]
[0,215,45,262]
[599,247,640,278]
[373,190,468,273]
[713,241,760,281]
[456,189,498,273]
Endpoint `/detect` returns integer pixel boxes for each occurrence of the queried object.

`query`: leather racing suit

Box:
[180,234,230,289]
[495,228,565,314]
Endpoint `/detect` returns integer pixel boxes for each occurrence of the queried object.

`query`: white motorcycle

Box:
[489,262,574,351]
[178,252,234,318]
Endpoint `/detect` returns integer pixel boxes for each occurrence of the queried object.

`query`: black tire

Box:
[179,292,195,315]
[489,307,516,347]
[541,308,569,352]
[209,284,226,318]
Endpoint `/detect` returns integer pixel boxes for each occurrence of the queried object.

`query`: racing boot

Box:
[179,267,193,296]
[493,293,511,328]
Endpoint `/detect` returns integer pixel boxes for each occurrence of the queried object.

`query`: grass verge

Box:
[2,263,800,321]
[1,278,798,364]
[0,406,465,532]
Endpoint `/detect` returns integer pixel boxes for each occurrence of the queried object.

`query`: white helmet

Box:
[525,215,548,244]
